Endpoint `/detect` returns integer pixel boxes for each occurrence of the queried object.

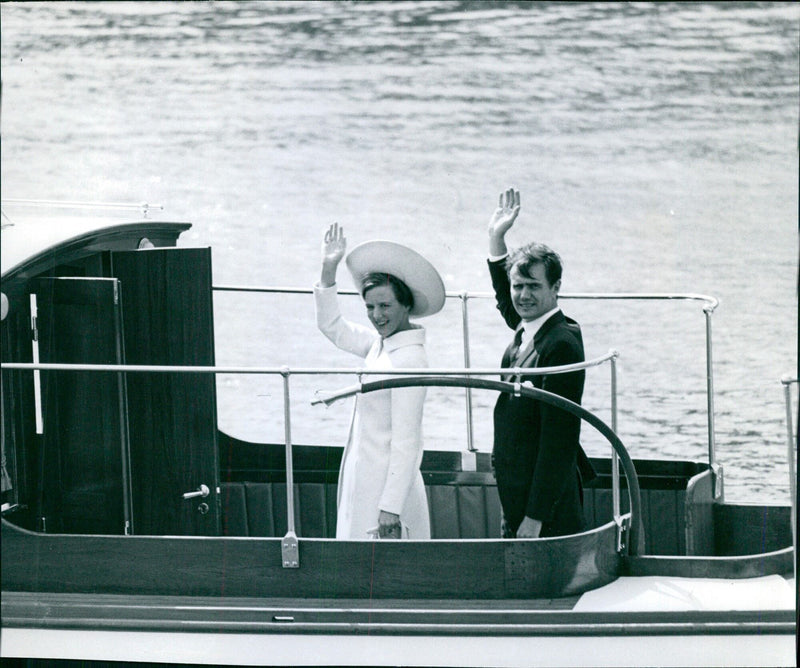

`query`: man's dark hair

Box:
[506,242,563,287]
[360,272,415,309]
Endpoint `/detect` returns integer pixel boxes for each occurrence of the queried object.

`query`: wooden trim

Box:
[2,222,190,286]
[1,519,621,600]
[685,469,715,555]
[624,547,794,578]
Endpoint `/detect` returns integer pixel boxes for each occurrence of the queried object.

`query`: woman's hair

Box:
[506,242,563,286]
[360,272,415,309]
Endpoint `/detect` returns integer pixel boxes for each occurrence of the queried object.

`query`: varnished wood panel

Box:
[645,489,682,556]
[592,488,614,530]
[685,470,714,555]
[0,519,621,600]
[245,481,275,536]
[0,296,37,524]
[220,482,248,536]
[217,438,785,558]
[223,481,504,540]
[325,482,338,536]
[34,278,128,535]
[713,503,793,556]
[625,547,794,579]
[298,483,328,537]
[111,248,219,536]
[457,485,488,538]
[484,484,503,537]
[428,485,459,538]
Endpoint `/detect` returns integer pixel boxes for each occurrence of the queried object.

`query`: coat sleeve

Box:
[526,336,585,523]
[314,283,376,358]
[488,259,521,331]
[378,345,428,515]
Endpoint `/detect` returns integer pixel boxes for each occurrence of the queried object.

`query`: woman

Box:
[315,222,445,539]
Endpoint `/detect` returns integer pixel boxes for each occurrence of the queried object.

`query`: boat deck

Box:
[2,583,795,667]
[3,575,794,633]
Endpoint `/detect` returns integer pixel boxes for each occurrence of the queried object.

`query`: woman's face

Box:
[364,284,411,338]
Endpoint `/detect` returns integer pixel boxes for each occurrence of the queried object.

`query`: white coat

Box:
[314,284,431,540]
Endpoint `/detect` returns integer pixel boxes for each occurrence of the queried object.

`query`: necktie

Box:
[510,327,525,366]
[502,328,524,381]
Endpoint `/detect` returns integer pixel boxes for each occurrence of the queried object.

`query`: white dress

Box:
[314,284,431,540]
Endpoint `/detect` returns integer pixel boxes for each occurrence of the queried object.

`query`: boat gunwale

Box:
[623,546,795,579]
[1,590,795,637]
[0,514,620,544]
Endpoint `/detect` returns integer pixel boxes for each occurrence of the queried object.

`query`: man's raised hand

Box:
[489,188,521,239]
[488,188,521,257]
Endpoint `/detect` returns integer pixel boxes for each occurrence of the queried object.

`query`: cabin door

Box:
[111,248,220,536]
[34,277,132,535]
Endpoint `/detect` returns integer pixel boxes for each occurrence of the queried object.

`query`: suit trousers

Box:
[498,469,586,538]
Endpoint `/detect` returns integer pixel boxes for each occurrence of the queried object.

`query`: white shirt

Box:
[518,305,561,350]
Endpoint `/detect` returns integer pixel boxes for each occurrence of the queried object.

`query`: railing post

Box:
[280,367,299,568]
[704,307,722,499]
[610,352,620,521]
[781,377,797,582]
[117,368,134,535]
[460,292,476,453]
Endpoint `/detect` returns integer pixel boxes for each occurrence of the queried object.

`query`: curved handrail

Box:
[1,352,624,557]
[1,357,638,552]
[316,374,643,556]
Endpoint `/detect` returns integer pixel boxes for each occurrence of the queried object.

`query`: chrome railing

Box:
[214,285,721,494]
[2,285,721,561]
[781,376,797,580]
[1,353,620,565]
[1,198,163,218]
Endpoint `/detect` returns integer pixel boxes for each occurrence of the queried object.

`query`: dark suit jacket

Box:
[488,259,594,536]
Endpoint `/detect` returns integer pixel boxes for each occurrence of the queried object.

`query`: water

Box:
[1,1,797,503]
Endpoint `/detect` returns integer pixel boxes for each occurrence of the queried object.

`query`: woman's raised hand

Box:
[319,223,346,288]
[322,222,347,266]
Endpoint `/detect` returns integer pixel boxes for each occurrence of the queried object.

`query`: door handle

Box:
[182,484,210,500]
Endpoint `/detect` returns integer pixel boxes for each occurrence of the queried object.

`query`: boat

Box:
[0,202,796,667]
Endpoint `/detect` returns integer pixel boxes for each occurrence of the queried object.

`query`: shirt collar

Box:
[518,306,560,348]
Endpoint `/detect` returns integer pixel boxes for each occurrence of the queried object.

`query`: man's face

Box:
[510,262,560,322]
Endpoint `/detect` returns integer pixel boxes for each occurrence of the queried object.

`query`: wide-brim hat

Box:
[345,240,446,318]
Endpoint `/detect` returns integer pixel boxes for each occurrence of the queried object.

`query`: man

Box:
[487,188,595,539]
